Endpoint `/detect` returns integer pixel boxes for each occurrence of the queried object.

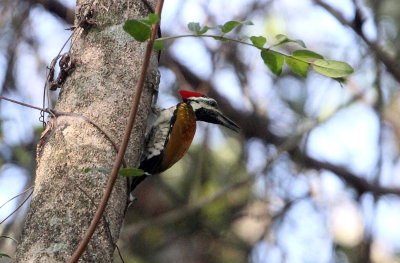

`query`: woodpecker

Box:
[131,90,240,191]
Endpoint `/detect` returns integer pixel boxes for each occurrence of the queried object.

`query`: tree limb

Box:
[313,0,400,83]
[33,0,75,24]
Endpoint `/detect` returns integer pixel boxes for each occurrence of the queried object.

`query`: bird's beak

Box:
[214,111,240,133]
[194,106,240,132]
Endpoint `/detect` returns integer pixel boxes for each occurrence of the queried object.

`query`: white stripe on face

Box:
[187,97,220,113]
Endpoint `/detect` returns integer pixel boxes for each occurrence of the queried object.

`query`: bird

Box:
[130,90,240,192]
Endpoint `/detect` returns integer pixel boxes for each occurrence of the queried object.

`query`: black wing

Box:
[130,105,180,192]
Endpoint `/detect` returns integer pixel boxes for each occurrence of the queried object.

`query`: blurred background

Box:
[1,0,400,262]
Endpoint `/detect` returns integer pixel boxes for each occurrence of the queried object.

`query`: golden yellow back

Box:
[159,103,197,172]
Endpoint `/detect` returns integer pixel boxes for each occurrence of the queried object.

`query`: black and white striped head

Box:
[179,90,240,133]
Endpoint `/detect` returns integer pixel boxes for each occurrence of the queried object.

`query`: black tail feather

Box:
[130,175,147,192]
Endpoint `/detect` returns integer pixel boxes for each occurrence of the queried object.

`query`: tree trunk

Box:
[15,0,159,261]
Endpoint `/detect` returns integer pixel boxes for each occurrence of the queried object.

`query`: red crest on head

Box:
[179,90,204,99]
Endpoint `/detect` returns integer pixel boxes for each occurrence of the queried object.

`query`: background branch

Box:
[161,52,400,198]
[313,0,400,83]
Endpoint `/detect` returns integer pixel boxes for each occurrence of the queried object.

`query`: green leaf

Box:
[221,21,240,33]
[284,50,324,78]
[274,34,290,46]
[274,34,306,48]
[187,22,214,35]
[141,13,159,25]
[154,39,164,50]
[311,59,354,78]
[123,20,151,42]
[0,253,11,258]
[285,56,308,77]
[275,34,288,42]
[292,49,324,60]
[197,26,210,35]
[261,50,284,75]
[188,22,201,33]
[221,20,253,33]
[294,39,306,48]
[149,14,159,24]
[119,168,145,177]
[250,36,266,48]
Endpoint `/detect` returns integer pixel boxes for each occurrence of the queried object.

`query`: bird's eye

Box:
[210,101,218,107]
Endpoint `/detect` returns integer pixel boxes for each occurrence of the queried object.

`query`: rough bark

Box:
[15,0,159,262]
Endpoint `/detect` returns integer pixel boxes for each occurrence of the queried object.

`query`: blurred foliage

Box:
[119,135,252,263]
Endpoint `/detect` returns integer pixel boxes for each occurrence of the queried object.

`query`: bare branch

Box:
[124,175,252,236]
[298,152,400,196]
[33,0,75,24]
[0,186,34,209]
[313,0,400,83]
[0,190,33,225]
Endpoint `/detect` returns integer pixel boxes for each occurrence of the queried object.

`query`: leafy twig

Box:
[124,19,354,79]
